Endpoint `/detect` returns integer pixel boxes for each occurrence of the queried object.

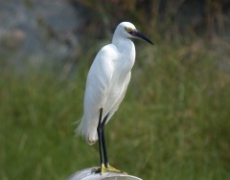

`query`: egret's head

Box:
[115,22,154,45]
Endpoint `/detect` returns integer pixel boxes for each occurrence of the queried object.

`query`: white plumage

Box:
[77,22,153,145]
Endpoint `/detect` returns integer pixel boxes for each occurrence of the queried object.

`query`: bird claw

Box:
[92,164,127,175]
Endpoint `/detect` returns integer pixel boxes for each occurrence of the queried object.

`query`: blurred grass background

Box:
[1,0,230,179]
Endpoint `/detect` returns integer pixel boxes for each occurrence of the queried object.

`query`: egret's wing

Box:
[78,45,117,144]
[84,45,116,113]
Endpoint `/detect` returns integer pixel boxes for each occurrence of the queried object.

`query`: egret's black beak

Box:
[131,30,154,45]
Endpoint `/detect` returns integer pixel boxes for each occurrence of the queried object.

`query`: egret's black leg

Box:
[101,114,109,168]
[97,108,104,166]
[95,109,123,174]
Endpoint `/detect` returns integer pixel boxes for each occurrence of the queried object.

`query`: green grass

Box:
[1,40,230,180]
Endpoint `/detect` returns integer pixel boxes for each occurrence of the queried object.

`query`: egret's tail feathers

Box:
[86,135,98,145]
[76,117,98,145]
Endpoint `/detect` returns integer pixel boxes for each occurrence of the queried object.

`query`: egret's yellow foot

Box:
[92,164,127,175]
[105,164,123,174]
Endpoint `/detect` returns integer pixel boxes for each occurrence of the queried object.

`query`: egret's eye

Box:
[125,27,133,34]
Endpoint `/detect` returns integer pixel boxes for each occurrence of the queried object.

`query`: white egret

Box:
[77,22,153,174]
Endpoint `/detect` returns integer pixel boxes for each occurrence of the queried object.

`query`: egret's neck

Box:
[112,36,135,55]
[112,36,136,71]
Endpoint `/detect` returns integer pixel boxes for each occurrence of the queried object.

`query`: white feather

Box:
[77,22,138,145]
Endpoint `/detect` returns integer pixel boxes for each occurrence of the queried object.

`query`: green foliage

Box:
[1,38,230,179]
[73,0,230,42]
